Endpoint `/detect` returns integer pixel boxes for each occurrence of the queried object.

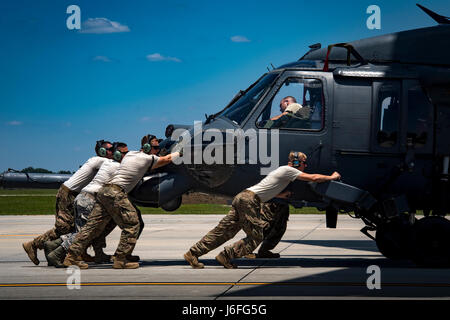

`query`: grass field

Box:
[0,188,322,215]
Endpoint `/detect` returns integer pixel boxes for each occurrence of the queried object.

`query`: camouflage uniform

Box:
[189,190,270,259]
[60,192,117,252]
[68,184,141,260]
[258,202,289,252]
[31,185,78,249]
[134,203,145,239]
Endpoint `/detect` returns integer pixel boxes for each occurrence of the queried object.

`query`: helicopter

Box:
[128,4,450,267]
[1,4,449,267]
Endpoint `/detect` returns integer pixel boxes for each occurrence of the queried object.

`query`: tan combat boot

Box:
[112,257,139,269]
[22,241,39,265]
[183,251,204,269]
[63,252,88,269]
[215,252,237,269]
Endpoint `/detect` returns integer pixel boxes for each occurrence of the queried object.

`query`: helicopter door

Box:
[247,71,332,174]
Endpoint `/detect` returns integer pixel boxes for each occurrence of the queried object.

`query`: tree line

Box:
[20,167,73,174]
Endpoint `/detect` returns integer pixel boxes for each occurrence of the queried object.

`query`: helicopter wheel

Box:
[375,215,415,260]
[412,216,450,268]
[161,196,182,212]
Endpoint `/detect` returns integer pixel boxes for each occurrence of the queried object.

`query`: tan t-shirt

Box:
[247,166,301,202]
[63,156,107,192]
[109,151,160,193]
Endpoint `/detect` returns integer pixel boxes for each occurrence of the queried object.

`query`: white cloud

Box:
[146,53,181,62]
[231,35,251,43]
[93,55,112,62]
[7,121,23,126]
[79,18,130,34]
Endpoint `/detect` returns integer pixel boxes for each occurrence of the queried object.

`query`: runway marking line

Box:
[0,234,40,237]
[1,281,450,288]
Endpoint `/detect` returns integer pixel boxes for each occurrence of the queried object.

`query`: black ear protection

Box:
[96,140,107,157]
[292,152,300,168]
[142,134,157,154]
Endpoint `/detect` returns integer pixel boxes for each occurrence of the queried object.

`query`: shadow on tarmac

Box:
[222,265,450,298]
[281,239,380,253]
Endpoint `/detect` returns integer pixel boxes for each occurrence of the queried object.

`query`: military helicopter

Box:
[128,4,450,267]
[1,4,449,267]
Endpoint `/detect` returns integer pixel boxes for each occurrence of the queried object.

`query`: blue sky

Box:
[0,0,447,171]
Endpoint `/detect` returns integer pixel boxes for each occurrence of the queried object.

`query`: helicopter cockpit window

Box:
[220,73,279,126]
[407,86,432,148]
[256,78,324,130]
[377,88,400,148]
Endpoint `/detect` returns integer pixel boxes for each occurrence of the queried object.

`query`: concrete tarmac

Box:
[0,214,449,300]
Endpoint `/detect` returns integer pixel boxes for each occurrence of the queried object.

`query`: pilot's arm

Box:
[271,103,303,121]
[296,171,341,183]
[270,112,289,121]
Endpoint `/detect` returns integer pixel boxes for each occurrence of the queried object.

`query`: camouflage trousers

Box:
[68,184,142,259]
[60,192,116,252]
[258,202,289,252]
[189,190,269,259]
[32,185,78,249]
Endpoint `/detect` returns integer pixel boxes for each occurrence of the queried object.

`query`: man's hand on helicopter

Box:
[331,171,341,181]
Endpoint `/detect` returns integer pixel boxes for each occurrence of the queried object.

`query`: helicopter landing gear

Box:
[412,216,450,268]
[375,215,415,260]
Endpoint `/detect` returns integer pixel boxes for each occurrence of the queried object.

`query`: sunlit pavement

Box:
[0,214,449,300]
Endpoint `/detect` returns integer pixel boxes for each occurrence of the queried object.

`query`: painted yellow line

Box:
[1,282,450,288]
[0,234,40,237]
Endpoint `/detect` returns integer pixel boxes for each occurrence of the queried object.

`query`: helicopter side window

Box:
[256,78,324,131]
[407,85,432,148]
[377,89,400,148]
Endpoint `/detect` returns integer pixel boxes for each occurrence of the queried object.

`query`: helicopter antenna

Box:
[266,66,270,72]
[298,43,322,61]
[270,63,275,70]
[417,4,450,25]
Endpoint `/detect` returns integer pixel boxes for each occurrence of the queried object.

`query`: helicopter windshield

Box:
[219,72,279,125]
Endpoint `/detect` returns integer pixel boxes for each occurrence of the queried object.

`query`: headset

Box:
[96,140,109,157]
[142,134,157,154]
[112,143,122,162]
[292,152,301,168]
[112,142,127,162]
